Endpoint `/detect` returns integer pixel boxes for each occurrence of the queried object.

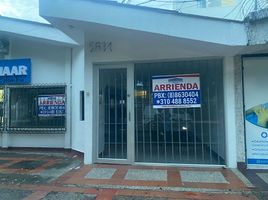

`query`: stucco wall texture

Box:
[234,56,245,163]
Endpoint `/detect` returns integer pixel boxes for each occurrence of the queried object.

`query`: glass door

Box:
[96,65,134,164]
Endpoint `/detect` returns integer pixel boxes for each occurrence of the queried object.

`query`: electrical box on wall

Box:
[80,90,85,121]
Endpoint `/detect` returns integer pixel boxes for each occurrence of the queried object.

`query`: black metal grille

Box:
[6,85,66,131]
[98,69,127,159]
[134,59,225,164]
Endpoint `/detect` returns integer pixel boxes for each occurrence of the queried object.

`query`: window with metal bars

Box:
[8,86,66,130]
[134,59,225,165]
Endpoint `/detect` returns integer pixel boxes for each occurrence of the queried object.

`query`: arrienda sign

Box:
[0,58,31,84]
[152,74,201,109]
[38,95,66,117]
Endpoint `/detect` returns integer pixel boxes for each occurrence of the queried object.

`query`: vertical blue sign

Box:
[0,58,31,84]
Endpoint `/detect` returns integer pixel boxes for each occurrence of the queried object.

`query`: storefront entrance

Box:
[96,64,134,164]
[96,59,226,165]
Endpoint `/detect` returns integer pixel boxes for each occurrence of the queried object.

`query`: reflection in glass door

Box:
[98,69,127,159]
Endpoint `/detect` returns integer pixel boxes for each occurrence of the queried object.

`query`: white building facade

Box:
[0,0,268,169]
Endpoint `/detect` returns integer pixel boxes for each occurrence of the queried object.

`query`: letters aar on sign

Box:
[0,65,28,76]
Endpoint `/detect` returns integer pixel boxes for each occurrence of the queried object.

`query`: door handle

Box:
[129,112,131,122]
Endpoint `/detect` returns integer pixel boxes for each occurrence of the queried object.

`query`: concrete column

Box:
[223,56,237,168]
[71,45,86,154]
[234,56,245,163]
[64,48,72,149]
[0,53,8,148]
[83,59,93,164]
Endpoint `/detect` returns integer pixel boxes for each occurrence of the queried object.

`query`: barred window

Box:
[9,86,66,129]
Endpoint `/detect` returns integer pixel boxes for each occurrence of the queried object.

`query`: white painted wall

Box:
[0,38,71,149]
[86,27,242,64]
[10,38,67,84]
[70,45,86,153]
[84,54,94,164]
[70,31,95,162]
[8,134,65,148]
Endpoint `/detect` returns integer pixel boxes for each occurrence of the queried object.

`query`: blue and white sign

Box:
[244,57,268,168]
[0,58,31,84]
[38,95,66,117]
[152,74,201,109]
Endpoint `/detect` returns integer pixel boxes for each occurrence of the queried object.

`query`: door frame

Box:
[93,63,134,164]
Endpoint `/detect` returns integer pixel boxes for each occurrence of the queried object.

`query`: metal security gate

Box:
[95,61,225,165]
[134,60,226,165]
[98,68,127,159]
[0,85,66,133]
[96,64,134,164]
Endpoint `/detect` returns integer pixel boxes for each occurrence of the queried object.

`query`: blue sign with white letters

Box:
[38,95,66,117]
[0,58,31,84]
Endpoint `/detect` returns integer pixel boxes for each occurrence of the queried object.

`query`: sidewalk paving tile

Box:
[0,172,51,184]
[23,191,50,200]
[8,160,46,170]
[85,168,117,179]
[41,191,96,200]
[0,150,261,200]
[0,160,9,165]
[96,189,117,200]
[180,170,229,183]
[114,196,167,200]
[125,169,167,181]
[256,173,268,184]
[0,188,32,200]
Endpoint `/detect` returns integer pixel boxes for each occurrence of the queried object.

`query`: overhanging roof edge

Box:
[88,0,244,24]
[40,0,248,46]
[0,16,79,46]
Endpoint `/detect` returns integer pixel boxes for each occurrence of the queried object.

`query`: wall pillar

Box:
[0,47,8,148]
[83,45,93,164]
[224,56,237,168]
[64,48,72,149]
[69,30,87,155]
[234,56,245,163]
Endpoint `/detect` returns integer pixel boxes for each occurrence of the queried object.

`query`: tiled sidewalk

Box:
[0,150,261,200]
[61,164,249,190]
[239,163,268,190]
